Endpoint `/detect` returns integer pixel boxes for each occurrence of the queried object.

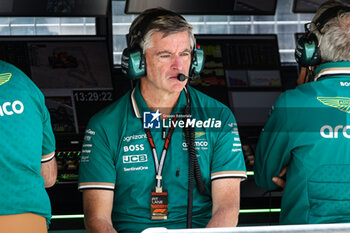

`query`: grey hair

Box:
[311,0,350,62]
[128,8,195,53]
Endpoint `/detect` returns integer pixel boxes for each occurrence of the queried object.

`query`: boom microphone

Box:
[177,73,189,82]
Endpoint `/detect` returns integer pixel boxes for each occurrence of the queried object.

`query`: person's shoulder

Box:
[0,60,43,96]
[277,84,316,107]
[0,60,30,81]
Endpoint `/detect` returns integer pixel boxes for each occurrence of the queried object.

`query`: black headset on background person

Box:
[120,8,204,81]
[295,5,350,68]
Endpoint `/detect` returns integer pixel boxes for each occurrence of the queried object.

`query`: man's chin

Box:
[171,83,186,92]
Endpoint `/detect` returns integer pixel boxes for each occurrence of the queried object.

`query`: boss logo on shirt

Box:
[123,154,148,163]
[0,100,24,117]
[123,144,145,152]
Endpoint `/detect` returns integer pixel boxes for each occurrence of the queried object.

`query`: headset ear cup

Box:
[121,47,146,80]
[190,46,204,78]
[307,33,321,66]
[295,33,321,67]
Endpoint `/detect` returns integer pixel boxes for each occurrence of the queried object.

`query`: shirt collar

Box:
[313,61,350,81]
[130,81,188,118]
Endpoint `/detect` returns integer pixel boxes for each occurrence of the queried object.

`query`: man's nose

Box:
[171,55,184,70]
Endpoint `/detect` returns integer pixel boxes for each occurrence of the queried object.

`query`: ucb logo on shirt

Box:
[143,110,161,129]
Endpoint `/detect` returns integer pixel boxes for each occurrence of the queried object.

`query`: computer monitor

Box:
[293,0,350,13]
[0,36,114,134]
[195,34,282,88]
[45,94,79,134]
[125,0,277,15]
[28,38,112,90]
[72,88,115,133]
[0,36,113,91]
[0,0,109,17]
[228,91,282,126]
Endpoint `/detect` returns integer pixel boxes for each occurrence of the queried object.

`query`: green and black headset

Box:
[295,5,350,67]
[121,8,204,80]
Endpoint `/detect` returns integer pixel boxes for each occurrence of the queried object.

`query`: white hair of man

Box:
[128,8,196,53]
[311,0,350,62]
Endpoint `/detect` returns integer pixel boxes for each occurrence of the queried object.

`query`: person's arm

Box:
[272,166,287,189]
[40,152,57,188]
[206,178,241,228]
[83,189,117,233]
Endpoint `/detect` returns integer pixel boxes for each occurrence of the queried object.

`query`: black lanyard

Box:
[142,114,178,192]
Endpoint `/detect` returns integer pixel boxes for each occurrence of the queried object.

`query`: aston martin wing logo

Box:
[0,73,12,86]
[317,97,350,113]
[194,131,206,138]
[182,131,206,138]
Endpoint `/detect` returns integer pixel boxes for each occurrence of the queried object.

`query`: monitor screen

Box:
[45,95,79,134]
[0,37,113,91]
[125,0,277,15]
[195,34,281,88]
[43,88,115,134]
[293,0,350,13]
[0,0,109,17]
[0,36,114,135]
[73,88,115,133]
[228,91,281,126]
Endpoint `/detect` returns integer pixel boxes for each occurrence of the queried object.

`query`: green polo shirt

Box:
[0,60,55,223]
[79,82,246,232]
[255,62,350,224]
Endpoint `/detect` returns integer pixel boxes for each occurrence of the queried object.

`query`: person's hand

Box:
[272,166,287,189]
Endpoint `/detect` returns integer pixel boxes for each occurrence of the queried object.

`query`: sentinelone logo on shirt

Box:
[143,110,222,129]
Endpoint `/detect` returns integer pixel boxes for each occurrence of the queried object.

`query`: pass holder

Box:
[151,188,168,220]
[143,114,178,221]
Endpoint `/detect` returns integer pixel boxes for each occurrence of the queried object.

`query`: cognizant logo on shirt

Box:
[0,100,24,116]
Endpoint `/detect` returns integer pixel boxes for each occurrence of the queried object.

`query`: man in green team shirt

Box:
[255,0,350,225]
[78,7,246,233]
[0,60,57,233]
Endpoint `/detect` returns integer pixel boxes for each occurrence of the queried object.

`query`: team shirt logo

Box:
[317,97,350,113]
[320,125,350,139]
[0,100,24,116]
[0,73,12,86]
[340,82,350,87]
[123,154,148,163]
[144,110,161,129]
[123,144,145,152]
[182,131,206,138]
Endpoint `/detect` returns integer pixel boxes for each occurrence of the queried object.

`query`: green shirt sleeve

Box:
[41,97,56,159]
[211,107,247,180]
[78,115,116,190]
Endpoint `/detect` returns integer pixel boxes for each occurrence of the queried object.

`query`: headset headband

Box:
[127,9,186,48]
[314,5,350,33]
